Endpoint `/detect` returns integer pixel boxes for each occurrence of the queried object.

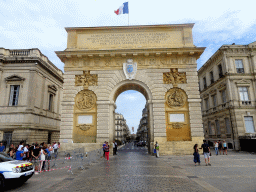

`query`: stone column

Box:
[147,100,154,154]
[40,75,46,113]
[96,101,110,144]
[59,71,78,150]
[26,70,36,111]
[251,54,256,73]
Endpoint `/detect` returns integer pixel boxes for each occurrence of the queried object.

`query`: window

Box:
[48,93,54,111]
[9,85,20,106]
[225,118,231,134]
[212,95,217,107]
[235,59,244,73]
[210,71,214,84]
[215,120,221,135]
[218,64,223,77]
[203,77,207,89]
[222,90,226,103]
[208,121,212,135]
[244,116,255,133]
[239,87,249,101]
[205,98,209,110]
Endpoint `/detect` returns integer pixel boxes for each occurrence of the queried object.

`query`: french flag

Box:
[114,2,129,15]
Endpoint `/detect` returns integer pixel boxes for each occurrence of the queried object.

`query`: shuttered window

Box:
[9,85,20,106]
[244,116,255,133]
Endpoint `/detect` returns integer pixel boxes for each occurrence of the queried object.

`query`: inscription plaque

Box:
[78,115,93,124]
[77,31,183,49]
[169,114,184,122]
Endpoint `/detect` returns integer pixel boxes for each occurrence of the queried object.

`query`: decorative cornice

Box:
[5,75,25,82]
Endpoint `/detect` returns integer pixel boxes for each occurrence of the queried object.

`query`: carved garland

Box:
[79,124,93,131]
[172,123,183,129]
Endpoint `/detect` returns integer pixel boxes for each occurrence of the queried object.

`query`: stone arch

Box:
[108,79,154,152]
[109,79,152,102]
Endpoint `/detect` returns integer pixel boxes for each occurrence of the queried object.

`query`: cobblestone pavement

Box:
[6,143,256,192]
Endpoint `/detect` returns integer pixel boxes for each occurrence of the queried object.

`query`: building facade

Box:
[115,113,130,144]
[136,107,148,143]
[0,48,63,145]
[198,41,256,150]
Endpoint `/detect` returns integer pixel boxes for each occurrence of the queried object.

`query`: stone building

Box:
[0,48,63,145]
[198,41,256,150]
[136,107,148,143]
[114,113,130,144]
[56,24,205,155]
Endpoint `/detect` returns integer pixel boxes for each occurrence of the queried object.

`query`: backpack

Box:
[202,144,209,153]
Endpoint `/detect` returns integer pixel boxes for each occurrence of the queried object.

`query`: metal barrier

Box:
[30,148,104,174]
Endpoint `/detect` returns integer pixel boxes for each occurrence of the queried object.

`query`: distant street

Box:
[6,143,256,192]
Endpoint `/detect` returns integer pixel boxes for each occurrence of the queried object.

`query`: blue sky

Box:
[1,0,256,132]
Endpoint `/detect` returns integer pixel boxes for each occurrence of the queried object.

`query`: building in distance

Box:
[114,113,130,145]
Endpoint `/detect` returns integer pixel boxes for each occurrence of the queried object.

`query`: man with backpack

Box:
[200,140,211,166]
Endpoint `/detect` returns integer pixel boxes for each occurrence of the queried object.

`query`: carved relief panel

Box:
[163,68,186,87]
[73,89,97,143]
[165,88,191,141]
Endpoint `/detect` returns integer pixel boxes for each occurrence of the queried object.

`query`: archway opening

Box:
[112,82,152,151]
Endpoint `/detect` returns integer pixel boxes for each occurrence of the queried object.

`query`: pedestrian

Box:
[53,142,58,158]
[113,141,116,155]
[218,140,222,155]
[102,141,106,158]
[23,144,29,160]
[105,142,110,161]
[193,144,200,166]
[0,143,5,152]
[45,144,53,170]
[155,141,159,158]
[200,140,211,166]
[115,141,118,154]
[17,141,24,151]
[16,147,24,160]
[8,148,15,158]
[32,144,41,174]
[214,141,218,155]
[40,146,48,172]
[223,140,228,155]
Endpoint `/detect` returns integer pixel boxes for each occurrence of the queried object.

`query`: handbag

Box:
[210,152,212,156]
[153,149,156,153]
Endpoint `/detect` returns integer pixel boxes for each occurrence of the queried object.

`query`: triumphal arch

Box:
[56,24,205,155]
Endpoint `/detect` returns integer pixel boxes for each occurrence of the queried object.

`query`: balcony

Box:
[236,68,244,73]
[242,101,251,106]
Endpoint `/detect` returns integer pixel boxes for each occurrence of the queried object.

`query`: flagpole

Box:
[128,1,129,26]
[128,13,129,26]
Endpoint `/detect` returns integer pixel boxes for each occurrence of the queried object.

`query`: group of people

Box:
[102,141,118,161]
[214,140,228,155]
[0,141,60,174]
[193,140,228,166]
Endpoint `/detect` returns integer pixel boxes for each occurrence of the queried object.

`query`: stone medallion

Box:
[166,88,186,108]
[76,90,96,111]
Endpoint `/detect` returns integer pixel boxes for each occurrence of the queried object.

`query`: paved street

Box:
[6,143,256,192]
